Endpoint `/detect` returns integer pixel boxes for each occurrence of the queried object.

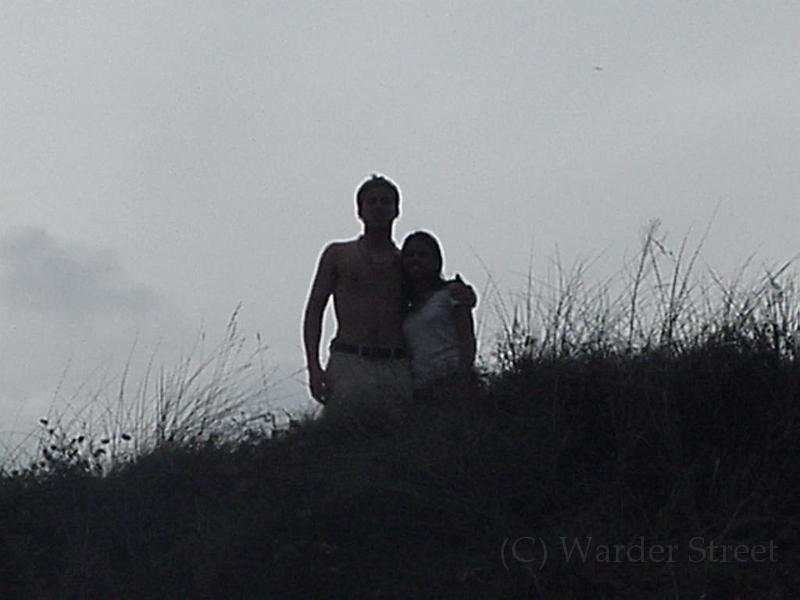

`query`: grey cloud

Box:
[0,227,161,315]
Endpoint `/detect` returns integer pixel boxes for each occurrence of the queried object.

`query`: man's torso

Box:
[330,240,406,348]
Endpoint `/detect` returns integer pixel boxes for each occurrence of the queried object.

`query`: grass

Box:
[4,306,283,478]
[1,230,798,599]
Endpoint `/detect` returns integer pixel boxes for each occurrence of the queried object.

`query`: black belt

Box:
[330,340,407,359]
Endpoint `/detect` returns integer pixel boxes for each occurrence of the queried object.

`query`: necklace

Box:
[357,236,398,271]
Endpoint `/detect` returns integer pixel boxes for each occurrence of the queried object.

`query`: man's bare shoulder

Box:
[322,238,359,254]
[319,238,361,263]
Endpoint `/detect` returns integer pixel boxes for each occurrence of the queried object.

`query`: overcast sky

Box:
[2,1,799,460]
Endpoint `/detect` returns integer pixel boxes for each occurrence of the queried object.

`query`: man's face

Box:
[358,187,399,228]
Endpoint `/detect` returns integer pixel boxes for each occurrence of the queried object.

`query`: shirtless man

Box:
[303,174,473,416]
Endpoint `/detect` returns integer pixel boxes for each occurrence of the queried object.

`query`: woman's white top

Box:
[403,286,469,389]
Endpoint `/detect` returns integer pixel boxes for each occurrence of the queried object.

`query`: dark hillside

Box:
[1,336,798,598]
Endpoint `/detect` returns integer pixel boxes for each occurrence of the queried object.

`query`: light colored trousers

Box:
[325,352,413,419]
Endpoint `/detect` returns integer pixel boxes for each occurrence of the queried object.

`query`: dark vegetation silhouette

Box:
[1,225,798,598]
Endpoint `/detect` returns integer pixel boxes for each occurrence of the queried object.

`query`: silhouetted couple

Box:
[303,174,477,422]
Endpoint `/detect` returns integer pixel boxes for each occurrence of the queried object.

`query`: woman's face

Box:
[402,237,441,280]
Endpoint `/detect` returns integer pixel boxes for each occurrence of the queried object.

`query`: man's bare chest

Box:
[336,246,402,296]
[338,262,400,294]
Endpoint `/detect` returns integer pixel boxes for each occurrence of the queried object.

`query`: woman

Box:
[401,231,477,403]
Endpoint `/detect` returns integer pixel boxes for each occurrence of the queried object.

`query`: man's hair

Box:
[355,174,400,210]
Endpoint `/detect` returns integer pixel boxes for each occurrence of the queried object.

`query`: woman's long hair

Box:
[400,230,447,313]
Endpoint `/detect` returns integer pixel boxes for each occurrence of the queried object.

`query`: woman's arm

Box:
[453,304,476,372]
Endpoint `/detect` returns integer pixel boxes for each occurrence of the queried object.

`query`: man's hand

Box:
[449,273,477,308]
[308,367,330,405]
